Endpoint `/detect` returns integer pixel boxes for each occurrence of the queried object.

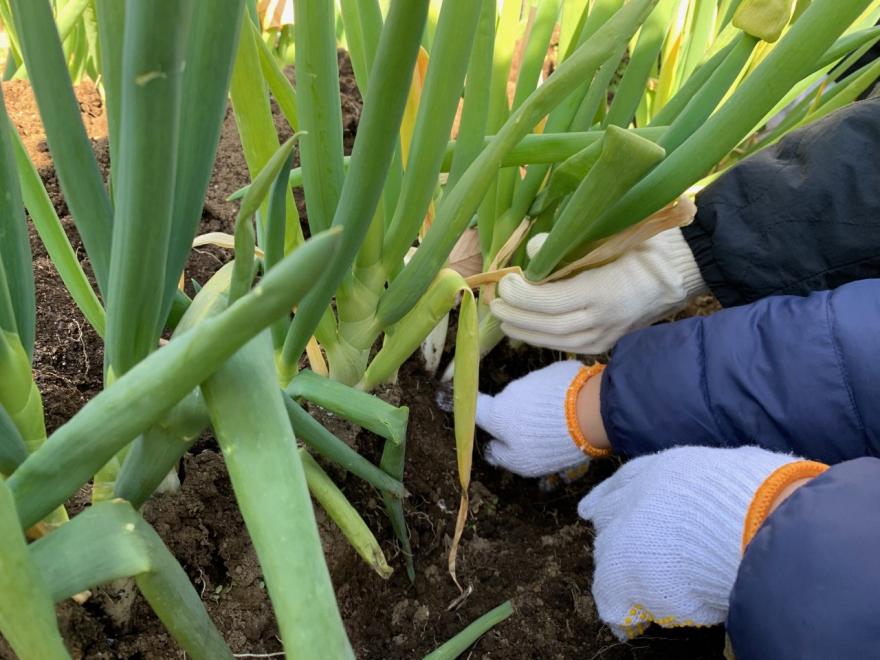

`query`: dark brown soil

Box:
[1,55,724,659]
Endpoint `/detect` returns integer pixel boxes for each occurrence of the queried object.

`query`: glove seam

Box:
[741,460,828,553]
[565,364,611,458]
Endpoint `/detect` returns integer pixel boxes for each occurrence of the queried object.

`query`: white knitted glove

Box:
[491,228,707,354]
[476,361,602,478]
[578,446,803,640]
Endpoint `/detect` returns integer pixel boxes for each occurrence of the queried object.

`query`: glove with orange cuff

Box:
[578,446,828,640]
[475,361,609,478]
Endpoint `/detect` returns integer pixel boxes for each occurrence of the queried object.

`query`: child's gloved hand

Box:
[579,446,826,640]
[475,361,608,478]
[491,228,707,354]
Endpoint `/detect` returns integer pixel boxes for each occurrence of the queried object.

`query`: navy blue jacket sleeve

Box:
[601,279,880,463]
[683,97,880,307]
[727,458,880,660]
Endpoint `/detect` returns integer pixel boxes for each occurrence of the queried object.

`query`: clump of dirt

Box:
[1,54,725,660]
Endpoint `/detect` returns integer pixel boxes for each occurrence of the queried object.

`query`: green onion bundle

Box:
[1,0,877,656]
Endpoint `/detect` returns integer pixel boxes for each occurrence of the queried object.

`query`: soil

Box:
[0,53,725,659]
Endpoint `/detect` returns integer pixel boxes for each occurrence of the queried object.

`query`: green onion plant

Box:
[1,0,878,655]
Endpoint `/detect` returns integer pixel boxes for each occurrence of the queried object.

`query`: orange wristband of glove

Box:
[741,460,828,553]
[564,364,611,459]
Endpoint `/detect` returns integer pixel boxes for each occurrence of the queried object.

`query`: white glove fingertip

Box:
[497,271,538,305]
[484,439,511,470]
[577,489,602,521]
[577,475,623,523]
[525,232,549,259]
[488,297,518,324]
[474,393,496,432]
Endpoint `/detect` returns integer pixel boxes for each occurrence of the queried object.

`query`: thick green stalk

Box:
[113,264,233,508]
[105,0,193,375]
[679,0,717,81]
[56,0,91,47]
[364,270,468,391]
[63,17,89,85]
[294,0,345,235]
[533,130,674,210]
[0,330,46,454]
[11,0,92,81]
[159,0,245,332]
[203,333,353,658]
[658,32,759,154]
[94,0,124,192]
[230,10,303,255]
[806,56,880,121]
[82,0,100,82]
[575,0,873,250]
[113,390,207,508]
[267,152,295,350]
[569,40,628,131]
[477,0,525,249]
[288,369,408,445]
[335,174,386,380]
[280,0,430,371]
[650,37,738,125]
[468,128,667,166]
[10,0,113,294]
[0,404,28,476]
[749,6,880,135]
[380,435,413,581]
[529,140,603,216]
[229,128,665,202]
[423,601,515,660]
[559,0,590,58]
[300,449,393,578]
[382,0,483,274]
[0,264,17,344]
[816,27,880,70]
[11,128,105,336]
[526,126,665,279]
[0,0,23,70]
[2,49,18,81]
[338,0,396,227]
[0,85,34,357]
[253,17,298,129]
[378,0,660,328]
[605,0,681,127]
[0,480,68,660]
[338,0,383,94]
[283,394,406,497]
[550,0,624,127]
[474,0,634,262]
[31,500,233,659]
[512,0,563,111]
[231,137,298,303]
[8,229,341,529]
[446,0,495,190]
[719,0,746,31]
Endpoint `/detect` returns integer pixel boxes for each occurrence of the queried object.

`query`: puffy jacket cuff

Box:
[741,460,828,553]
[682,215,745,307]
[565,364,611,459]
[728,458,880,660]
[667,228,709,298]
